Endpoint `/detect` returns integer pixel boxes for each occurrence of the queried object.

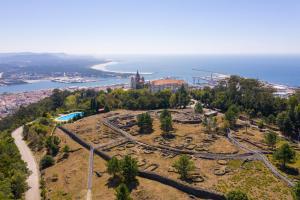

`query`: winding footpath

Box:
[227,130,295,187]
[12,127,41,200]
[104,118,295,187]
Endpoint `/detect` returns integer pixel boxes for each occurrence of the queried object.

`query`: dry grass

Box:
[43,127,197,200]
[40,110,294,199]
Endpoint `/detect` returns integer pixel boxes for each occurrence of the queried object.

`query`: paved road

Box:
[12,127,41,200]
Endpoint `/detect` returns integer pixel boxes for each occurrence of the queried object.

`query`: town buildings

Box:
[150,79,187,93]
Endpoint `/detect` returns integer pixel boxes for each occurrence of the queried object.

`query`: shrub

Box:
[194,102,203,113]
[293,181,300,200]
[226,190,248,200]
[40,155,55,170]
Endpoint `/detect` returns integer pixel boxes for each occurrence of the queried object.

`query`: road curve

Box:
[12,126,41,200]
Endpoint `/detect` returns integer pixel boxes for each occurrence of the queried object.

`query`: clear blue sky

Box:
[0,0,299,54]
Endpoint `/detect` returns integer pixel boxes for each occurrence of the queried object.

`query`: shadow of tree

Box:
[106,176,140,191]
[126,179,140,191]
[106,176,121,188]
[277,164,299,176]
[162,132,176,139]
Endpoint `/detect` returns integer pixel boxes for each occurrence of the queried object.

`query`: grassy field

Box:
[216,160,293,200]
[37,110,297,199]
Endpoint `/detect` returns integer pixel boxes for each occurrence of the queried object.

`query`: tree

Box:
[104,104,110,112]
[273,143,296,168]
[258,120,265,129]
[203,117,217,135]
[293,181,300,200]
[264,131,277,149]
[137,113,153,134]
[225,105,239,128]
[177,85,190,108]
[40,155,55,169]
[121,155,138,184]
[160,109,173,134]
[194,102,203,113]
[90,97,99,112]
[172,155,195,180]
[10,171,28,199]
[160,116,173,134]
[115,183,132,200]
[156,89,172,108]
[226,190,248,200]
[160,109,171,120]
[107,157,121,178]
[277,111,294,136]
[45,136,61,156]
[169,93,178,108]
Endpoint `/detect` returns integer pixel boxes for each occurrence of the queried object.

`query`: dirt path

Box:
[86,147,94,200]
[227,129,295,187]
[12,126,41,200]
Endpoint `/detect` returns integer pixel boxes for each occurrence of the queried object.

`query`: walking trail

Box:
[12,126,41,200]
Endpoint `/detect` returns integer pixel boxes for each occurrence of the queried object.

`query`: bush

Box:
[40,155,55,170]
[194,102,203,113]
[226,190,248,200]
[45,136,61,156]
[294,181,300,200]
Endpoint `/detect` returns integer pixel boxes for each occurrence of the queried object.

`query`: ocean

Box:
[1,55,300,93]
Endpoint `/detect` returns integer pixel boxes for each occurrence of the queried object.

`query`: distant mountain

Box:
[0,52,108,76]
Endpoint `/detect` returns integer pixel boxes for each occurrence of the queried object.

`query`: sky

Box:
[0,0,300,55]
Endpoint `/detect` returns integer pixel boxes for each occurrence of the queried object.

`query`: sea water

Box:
[1,54,300,93]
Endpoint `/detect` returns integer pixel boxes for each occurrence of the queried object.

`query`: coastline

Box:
[90,61,153,75]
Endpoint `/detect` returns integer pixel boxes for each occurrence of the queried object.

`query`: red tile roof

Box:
[151,79,185,86]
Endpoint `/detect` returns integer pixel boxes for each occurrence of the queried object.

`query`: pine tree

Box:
[115,183,132,200]
[172,155,195,180]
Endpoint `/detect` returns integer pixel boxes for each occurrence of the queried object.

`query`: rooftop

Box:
[151,79,185,86]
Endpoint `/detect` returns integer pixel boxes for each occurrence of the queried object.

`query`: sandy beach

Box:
[90,61,153,75]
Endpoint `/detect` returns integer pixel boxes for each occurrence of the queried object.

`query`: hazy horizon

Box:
[1,0,300,55]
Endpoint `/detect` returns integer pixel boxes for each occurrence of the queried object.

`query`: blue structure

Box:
[55,112,84,122]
